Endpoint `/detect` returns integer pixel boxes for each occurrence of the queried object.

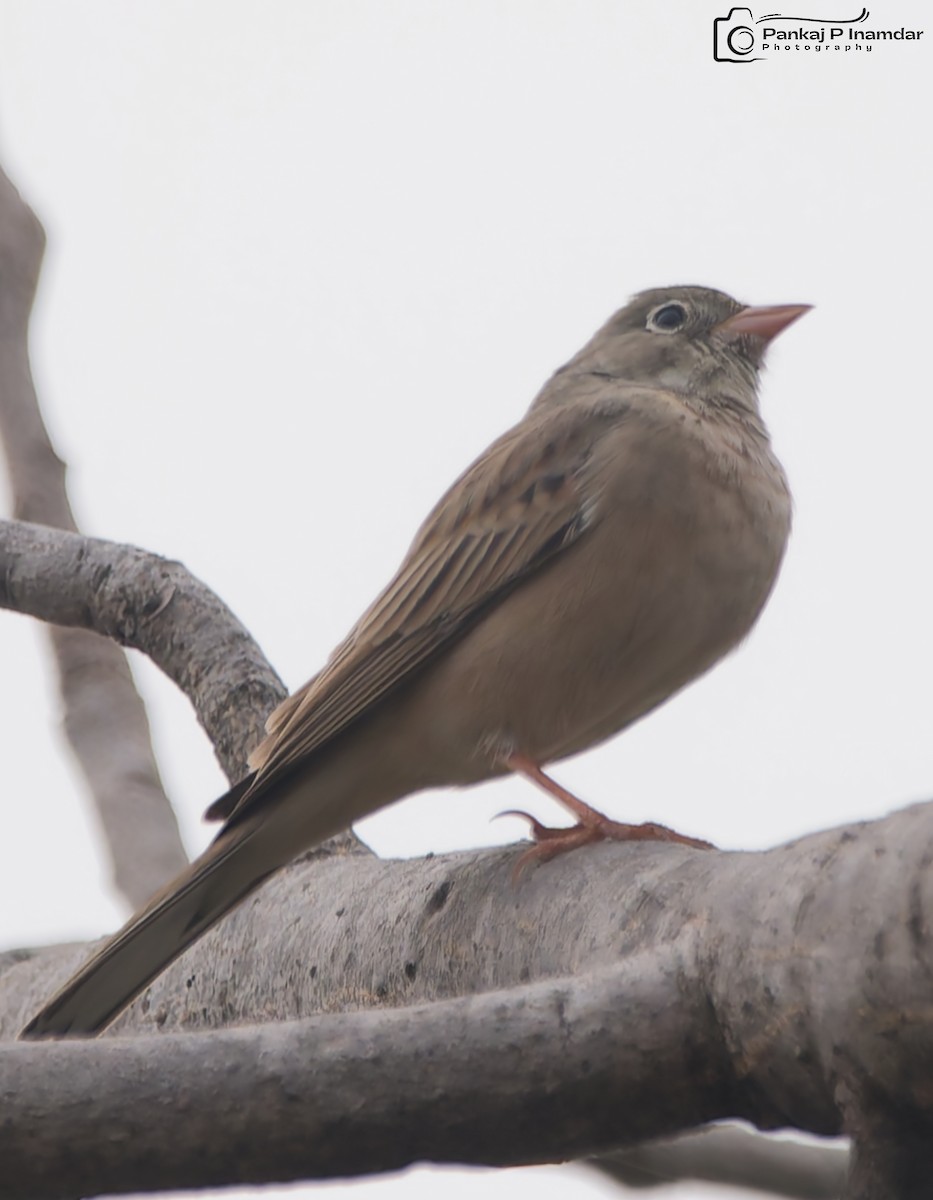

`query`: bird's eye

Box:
[647,303,687,333]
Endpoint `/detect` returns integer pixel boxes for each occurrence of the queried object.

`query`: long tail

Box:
[19,753,366,1036]
[20,785,331,1038]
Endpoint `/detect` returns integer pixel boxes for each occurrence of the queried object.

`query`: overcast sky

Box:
[0,3,930,1198]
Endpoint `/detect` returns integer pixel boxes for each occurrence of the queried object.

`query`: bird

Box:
[21,285,808,1039]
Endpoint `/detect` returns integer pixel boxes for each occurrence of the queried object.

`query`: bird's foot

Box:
[499,751,713,879]
[501,807,713,879]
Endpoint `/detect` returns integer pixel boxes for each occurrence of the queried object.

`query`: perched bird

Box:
[22,285,808,1039]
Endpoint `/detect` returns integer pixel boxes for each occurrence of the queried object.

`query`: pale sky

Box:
[0,3,930,1198]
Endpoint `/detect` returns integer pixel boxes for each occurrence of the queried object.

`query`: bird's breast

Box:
[409,407,791,782]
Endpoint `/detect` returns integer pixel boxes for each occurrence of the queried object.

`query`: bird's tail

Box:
[20,817,280,1038]
[19,774,348,1039]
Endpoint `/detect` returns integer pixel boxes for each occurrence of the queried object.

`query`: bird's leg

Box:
[501,751,713,875]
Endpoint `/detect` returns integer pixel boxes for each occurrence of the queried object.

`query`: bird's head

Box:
[544,285,811,415]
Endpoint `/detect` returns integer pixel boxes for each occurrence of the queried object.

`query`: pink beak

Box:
[716,303,812,344]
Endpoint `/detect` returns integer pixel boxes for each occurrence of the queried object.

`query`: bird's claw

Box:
[500,806,714,882]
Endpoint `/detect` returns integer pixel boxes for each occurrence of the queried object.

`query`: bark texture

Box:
[3,799,932,1196]
[0,516,287,784]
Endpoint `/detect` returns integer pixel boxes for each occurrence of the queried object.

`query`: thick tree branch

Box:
[3,954,714,1198]
[0,166,187,906]
[4,800,933,1196]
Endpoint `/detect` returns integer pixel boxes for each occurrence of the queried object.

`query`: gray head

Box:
[535,285,810,416]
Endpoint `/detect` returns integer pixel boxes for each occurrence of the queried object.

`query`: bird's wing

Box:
[213,395,628,823]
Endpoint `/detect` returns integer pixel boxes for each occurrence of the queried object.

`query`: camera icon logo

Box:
[713,8,763,61]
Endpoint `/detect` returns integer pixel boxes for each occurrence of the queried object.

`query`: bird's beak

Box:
[716,303,812,344]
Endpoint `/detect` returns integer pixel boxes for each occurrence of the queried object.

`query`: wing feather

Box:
[222,398,628,822]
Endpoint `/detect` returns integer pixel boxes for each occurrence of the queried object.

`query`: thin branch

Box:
[0,166,362,871]
[0,166,187,906]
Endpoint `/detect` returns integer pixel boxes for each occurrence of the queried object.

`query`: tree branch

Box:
[5,798,933,1195]
[2,953,719,1198]
[0,517,288,784]
[0,166,187,906]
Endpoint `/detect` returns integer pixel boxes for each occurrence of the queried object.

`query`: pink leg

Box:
[501,751,714,876]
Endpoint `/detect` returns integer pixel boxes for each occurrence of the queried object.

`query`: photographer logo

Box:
[713,7,924,60]
[713,8,763,60]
